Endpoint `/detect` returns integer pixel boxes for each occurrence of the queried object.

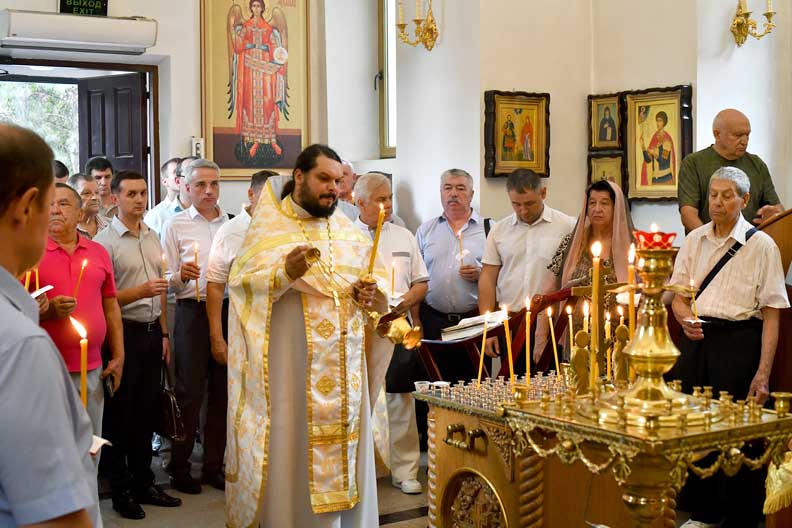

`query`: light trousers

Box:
[386,392,420,482]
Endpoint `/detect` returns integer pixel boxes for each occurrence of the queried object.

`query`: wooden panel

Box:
[88,90,105,157]
[113,87,133,157]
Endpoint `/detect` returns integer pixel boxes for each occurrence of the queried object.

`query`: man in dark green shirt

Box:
[678,108,784,233]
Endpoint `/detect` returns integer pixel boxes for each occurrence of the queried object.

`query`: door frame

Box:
[1,58,161,202]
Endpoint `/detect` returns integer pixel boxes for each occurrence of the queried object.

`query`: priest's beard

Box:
[295,183,338,218]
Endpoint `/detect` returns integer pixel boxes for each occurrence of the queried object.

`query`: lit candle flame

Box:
[591,241,602,258]
[606,312,611,322]
[628,243,636,264]
[379,203,384,212]
[70,317,87,339]
[566,305,572,315]
[638,258,645,268]
[546,306,553,317]
[650,223,659,233]
[690,278,695,288]
[617,305,624,316]
[81,259,87,269]
[501,304,508,314]
[525,297,530,311]
[583,301,589,317]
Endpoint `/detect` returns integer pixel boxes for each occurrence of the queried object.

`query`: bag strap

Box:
[697,227,757,296]
[484,217,492,237]
[161,362,175,390]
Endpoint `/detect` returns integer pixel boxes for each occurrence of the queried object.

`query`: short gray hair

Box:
[709,166,750,197]
[341,159,355,173]
[183,158,220,184]
[440,168,473,189]
[353,172,391,203]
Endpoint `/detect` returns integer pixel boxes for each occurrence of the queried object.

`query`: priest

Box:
[225,144,392,527]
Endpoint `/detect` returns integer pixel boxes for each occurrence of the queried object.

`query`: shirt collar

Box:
[705,214,752,245]
[0,266,38,323]
[111,215,150,237]
[440,209,481,225]
[511,205,552,227]
[47,233,89,252]
[188,204,226,222]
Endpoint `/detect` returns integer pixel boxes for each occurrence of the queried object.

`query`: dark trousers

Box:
[419,302,481,383]
[169,299,228,477]
[101,319,162,493]
[670,318,765,527]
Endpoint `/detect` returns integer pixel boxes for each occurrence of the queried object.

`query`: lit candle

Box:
[690,279,699,320]
[566,305,574,350]
[590,241,602,388]
[605,312,612,381]
[23,270,30,291]
[367,204,386,276]
[547,306,560,376]
[650,223,659,233]
[583,300,589,334]
[502,305,515,385]
[525,297,531,385]
[477,312,489,388]
[391,260,396,295]
[35,268,39,291]
[73,259,87,297]
[70,317,88,408]
[194,242,201,301]
[161,253,168,278]
[617,305,625,327]
[457,229,464,256]
[605,312,612,341]
[628,243,636,340]
[398,0,404,24]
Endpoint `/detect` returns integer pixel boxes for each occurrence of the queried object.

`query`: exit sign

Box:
[59,0,109,16]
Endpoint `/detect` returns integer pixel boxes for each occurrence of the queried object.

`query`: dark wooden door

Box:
[78,72,147,178]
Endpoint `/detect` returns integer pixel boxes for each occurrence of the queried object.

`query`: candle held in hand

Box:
[391,260,396,296]
[35,268,39,291]
[70,317,88,408]
[547,307,560,376]
[161,253,168,278]
[367,204,386,276]
[690,279,699,320]
[73,259,88,297]
[194,242,201,302]
[525,297,531,386]
[477,312,489,387]
[502,305,515,385]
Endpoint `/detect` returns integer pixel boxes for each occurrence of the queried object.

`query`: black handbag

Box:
[156,364,185,442]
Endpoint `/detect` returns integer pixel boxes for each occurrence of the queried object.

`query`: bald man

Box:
[678,108,784,233]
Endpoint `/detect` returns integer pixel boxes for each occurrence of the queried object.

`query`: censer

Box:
[304,247,423,349]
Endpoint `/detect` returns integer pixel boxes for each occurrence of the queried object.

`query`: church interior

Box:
[2,0,792,527]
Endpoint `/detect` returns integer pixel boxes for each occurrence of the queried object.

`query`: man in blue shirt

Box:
[416,168,486,382]
[0,123,100,527]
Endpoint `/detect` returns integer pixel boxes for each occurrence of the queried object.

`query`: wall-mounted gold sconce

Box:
[731,0,776,46]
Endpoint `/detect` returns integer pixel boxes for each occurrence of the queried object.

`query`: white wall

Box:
[592,0,697,236]
[394,0,481,231]
[479,0,592,222]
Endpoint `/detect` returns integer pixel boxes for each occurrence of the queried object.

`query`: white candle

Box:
[70,317,88,408]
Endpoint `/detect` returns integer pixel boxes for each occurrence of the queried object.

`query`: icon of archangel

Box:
[226,0,290,167]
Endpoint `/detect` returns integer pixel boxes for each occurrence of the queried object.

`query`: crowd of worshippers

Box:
[1,107,788,527]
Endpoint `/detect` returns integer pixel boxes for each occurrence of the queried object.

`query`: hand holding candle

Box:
[70,317,88,408]
[73,259,88,297]
[689,279,699,320]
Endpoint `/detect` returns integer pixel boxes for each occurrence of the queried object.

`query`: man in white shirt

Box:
[478,169,574,371]
[670,166,789,528]
[145,157,193,236]
[354,173,429,495]
[161,159,229,495]
[206,170,276,366]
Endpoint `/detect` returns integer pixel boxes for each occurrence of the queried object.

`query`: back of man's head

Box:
[52,160,69,181]
[0,123,54,218]
[85,156,113,176]
[251,170,278,193]
[506,169,544,194]
[161,157,182,178]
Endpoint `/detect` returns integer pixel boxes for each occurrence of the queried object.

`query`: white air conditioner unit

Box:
[0,10,157,55]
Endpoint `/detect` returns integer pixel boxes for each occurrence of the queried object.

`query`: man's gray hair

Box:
[709,166,750,197]
[341,159,355,173]
[182,158,220,184]
[353,172,391,203]
[440,168,474,189]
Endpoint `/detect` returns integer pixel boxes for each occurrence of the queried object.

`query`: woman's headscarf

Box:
[560,180,634,287]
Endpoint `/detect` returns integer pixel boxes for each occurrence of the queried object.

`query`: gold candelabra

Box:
[731,0,776,47]
[396,0,439,51]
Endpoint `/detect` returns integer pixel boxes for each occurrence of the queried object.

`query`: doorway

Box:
[0,60,160,203]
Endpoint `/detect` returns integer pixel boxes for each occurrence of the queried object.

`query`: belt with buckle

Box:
[124,319,161,333]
